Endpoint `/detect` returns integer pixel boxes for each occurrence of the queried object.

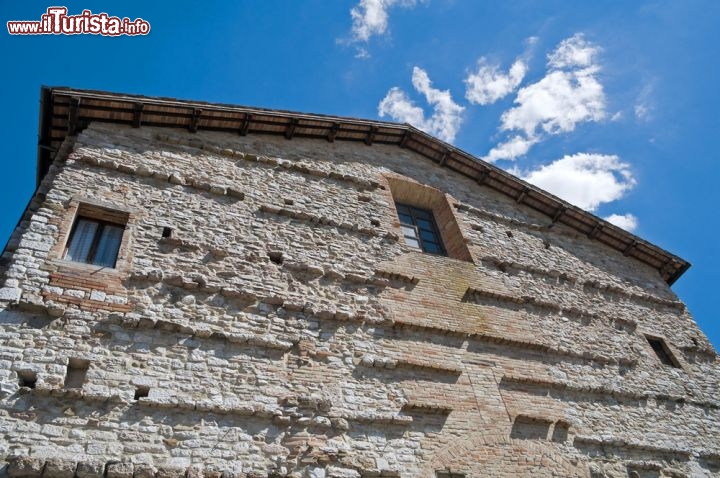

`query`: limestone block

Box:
[42,459,76,478]
[107,462,135,478]
[8,456,46,477]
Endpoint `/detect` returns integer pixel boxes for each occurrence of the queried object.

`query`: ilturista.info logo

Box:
[7,7,150,36]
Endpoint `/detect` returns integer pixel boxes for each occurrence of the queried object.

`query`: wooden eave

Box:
[36,86,690,285]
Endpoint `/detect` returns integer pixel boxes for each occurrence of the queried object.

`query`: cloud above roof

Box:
[465,58,528,106]
[372,33,638,221]
[378,66,465,142]
[513,153,636,212]
[347,0,421,58]
[604,213,639,232]
[483,34,606,162]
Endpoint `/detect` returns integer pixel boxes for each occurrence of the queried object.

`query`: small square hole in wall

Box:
[551,421,570,443]
[510,415,552,440]
[267,251,284,265]
[370,219,381,227]
[646,336,680,368]
[436,472,466,478]
[134,386,150,400]
[18,370,37,389]
[161,227,173,238]
[283,198,294,206]
[64,358,90,389]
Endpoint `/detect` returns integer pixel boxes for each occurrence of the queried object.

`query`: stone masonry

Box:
[0,90,719,477]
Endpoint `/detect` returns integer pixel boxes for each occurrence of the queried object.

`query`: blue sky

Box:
[1,1,719,348]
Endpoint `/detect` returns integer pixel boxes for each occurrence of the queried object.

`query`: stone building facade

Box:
[0,88,718,477]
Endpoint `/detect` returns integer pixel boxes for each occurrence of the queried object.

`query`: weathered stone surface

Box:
[75,461,105,478]
[107,462,135,478]
[8,456,45,477]
[0,103,718,478]
[42,459,76,478]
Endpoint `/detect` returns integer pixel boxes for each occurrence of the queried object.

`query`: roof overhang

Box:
[36,86,691,285]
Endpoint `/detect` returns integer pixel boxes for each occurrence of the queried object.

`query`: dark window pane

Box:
[424,242,443,254]
[420,229,438,242]
[398,213,413,224]
[416,219,432,230]
[394,202,446,256]
[413,209,430,219]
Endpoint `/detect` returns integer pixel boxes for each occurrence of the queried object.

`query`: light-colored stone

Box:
[0,100,717,478]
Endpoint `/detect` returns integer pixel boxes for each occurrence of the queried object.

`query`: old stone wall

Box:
[0,122,718,477]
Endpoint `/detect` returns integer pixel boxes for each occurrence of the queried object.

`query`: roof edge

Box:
[35,86,690,285]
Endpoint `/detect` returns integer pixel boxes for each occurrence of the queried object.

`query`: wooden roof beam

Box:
[67,96,80,136]
[623,240,638,256]
[476,169,489,185]
[365,126,378,146]
[550,206,566,226]
[399,130,411,148]
[132,102,144,128]
[438,150,450,167]
[516,187,529,204]
[188,108,202,133]
[327,123,340,142]
[588,223,603,239]
[285,118,299,140]
[239,113,252,136]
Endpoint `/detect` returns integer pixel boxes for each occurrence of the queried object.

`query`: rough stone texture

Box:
[0,121,718,477]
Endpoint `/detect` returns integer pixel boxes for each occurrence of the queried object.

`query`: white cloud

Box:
[350,0,418,43]
[465,58,528,105]
[634,82,655,121]
[483,34,606,162]
[484,134,539,163]
[518,153,636,211]
[547,33,599,69]
[378,66,465,143]
[500,68,605,136]
[604,213,638,232]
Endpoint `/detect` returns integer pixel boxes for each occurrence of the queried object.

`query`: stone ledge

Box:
[258,204,391,239]
[125,273,389,326]
[5,456,277,478]
[480,255,686,314]
[573,436,693,460]
[359,354,462,376]
[454,201,547,232]
[73,154,246,205]
[401,403,453,415]
[463,286,638,333]
[342,411,414,426]
[373,269,419,285]
[501,374,720,410]
[392,317,638,367]
[360,472,400,478]
[152,131,382,191]
[112,316,296,351]
[41,292,132,314]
